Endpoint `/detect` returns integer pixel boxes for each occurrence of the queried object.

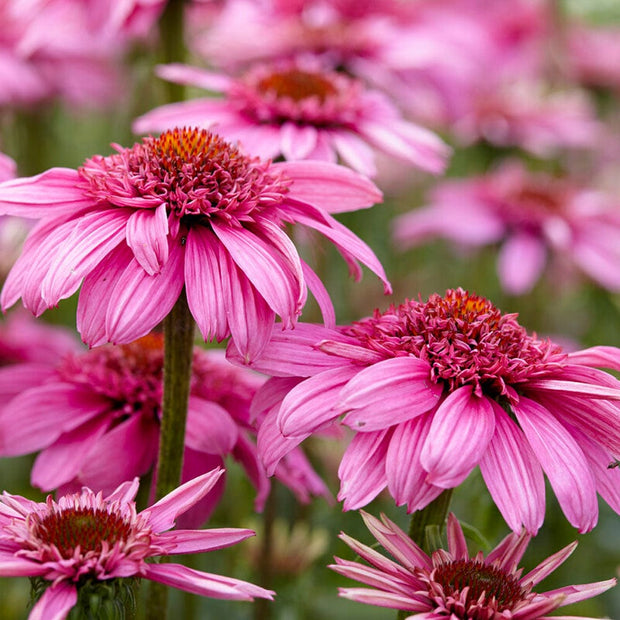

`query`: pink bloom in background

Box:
[0,469,274,620]
[0,127,390,359]
[394,161,620,295]
[0,333,329,525]
[567,25,620,91]
[331,511,616,618]
[133,61,450,177]
[229,288,620,533]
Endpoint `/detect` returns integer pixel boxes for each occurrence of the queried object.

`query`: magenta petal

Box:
[29,582,77,620]
[338,429,391,510]
[386,414,444,512]
[31,414,111,490]
[479,403,545,534]
[339,357,440,432]
[40,208,130,305]
[155,63,232,92]
[331,131,377,177]
[497,232,546,295]
[280,122,318,160]
[185,396,238,455]
[513,397,599,532]
[420,387,495,487]
[278,366,359,436]
[273,160,382,213]
[212,220,304,325]
[567,345,620,372]
[156,528,255,555]
[300,259,336,328]
[125,203,169,275]
[0,384,110,456]
[145,468,225,533]
[105,239,184,344]
[0,167,93,217]
[0,363,57,402]
[0,556,47,577]
[144,563,274,601]
[185,227,229,343]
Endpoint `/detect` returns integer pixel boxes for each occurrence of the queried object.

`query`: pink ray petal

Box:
[0,556,47,577]
[331,131,378,177]
[185,397,239,455]
[280,122,318,160]
[156,528,255,555]
[521,542,577,587]
[567,345,620,372]
[420,387,495,487]
[539,579,617,606]
[273,161,382,213]
[300,259,336,328]
[0,363,57,402]
[339,357,440,432]
[155,63,232,92]
[125,202,169,275]
[526,378,620,400]
[513,397,598,532]
[497,232,547,295]
[337,588,426,611]
[479,403,545,534]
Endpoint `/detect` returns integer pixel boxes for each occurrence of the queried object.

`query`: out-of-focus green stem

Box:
[253,485,277,620]
[158,0,186,103]
[147,290,195,620]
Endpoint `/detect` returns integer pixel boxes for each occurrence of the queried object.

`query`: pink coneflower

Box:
[330,511,616,618]
[229,288,620,533]
[0,127,389,359]
[393,161,620,295]
[0,333,329,523]
[133,61,450,177]
[0,469,274,620]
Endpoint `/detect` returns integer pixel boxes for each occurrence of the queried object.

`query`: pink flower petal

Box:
[338,429,391,510]
[105,239,185,345]
[479,403,545,534]
[155,63,232,92]
[300,259,336,328]
[184,227,230,343]
[331,131,378,177]
[567,345,620,372]
[280,122,318,160]
[185,396,239,455]
[0,556,47,577]
[278,366,359,436]
[540,579,617,607]
[339,357,441,432]
[513,397,599,532]
[274,160,382,214]
[145,468,225,533]
[144,562,274,601]
[0,167,93,218]
[29,582,77,620]
[337,587,425,611]
[0,363,57,402]
[420,387,495,488]
[497,232,546,295]
[125,203,169,275]
[156,528,255,555]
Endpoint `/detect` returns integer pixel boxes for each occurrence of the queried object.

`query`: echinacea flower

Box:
[0,333,329,524]
[133,60,450,177]
[330,511,616,619]
[393,161,620,294]
[0,469,274,620]
[0,126,390,359]
[229,288,620,533]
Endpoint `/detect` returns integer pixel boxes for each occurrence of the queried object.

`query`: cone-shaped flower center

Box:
[257,69,338,102]
[345,288,566,399]
[434,559,525,615]
[30,507,132,558]
[57,333,164,418]
[79,127,289,226]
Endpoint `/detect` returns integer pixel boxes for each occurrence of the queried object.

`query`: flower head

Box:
[0,333,329,522]
[230,288,620,533]
[133,61,450,176]
[0,126,389,359]
[0,469,274,620]
[393,161,620,294]
[330,511,616,619]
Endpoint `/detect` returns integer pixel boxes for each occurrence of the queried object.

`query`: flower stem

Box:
[253,484,277,620]
[397,489,453,620]
[147,290,195,619]
[158,0,186,103]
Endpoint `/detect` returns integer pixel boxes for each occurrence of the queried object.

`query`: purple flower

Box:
[331,511,616,619]
[0,127,389,359]
[230,288,620,533]
[0,469,274,620]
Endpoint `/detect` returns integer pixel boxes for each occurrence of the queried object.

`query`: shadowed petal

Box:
[186,397,239,455]
[125,203,169,275]
[29,582,77,620]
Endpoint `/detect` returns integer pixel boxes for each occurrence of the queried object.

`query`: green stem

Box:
[396,489,453,620]
[147,290,195,620]
[253,484,277,620]
[158,0,186,103]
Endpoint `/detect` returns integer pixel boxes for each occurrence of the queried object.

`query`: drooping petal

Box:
[497,232,547,295]
[185,396,239,455]
[300,259,336,328]
[420,387,495,487]
[125,202,169,275]
[156,528,255,555]
[280,123,318,160]
[0,556,47,577]
[567,345,620,372]
[155,63,233,92]
[144,468,225,533]
[29,582,78,620]
[338,429,391,510]
[339,357,440,432]
[479,403,545,534]
[144,563,274,601]
[513,397,598,532]
[331,131,378,177]
[336,587,426,611]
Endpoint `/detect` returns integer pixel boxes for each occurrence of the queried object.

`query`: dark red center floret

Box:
[256,69,338,102]
[30,507,132,558]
